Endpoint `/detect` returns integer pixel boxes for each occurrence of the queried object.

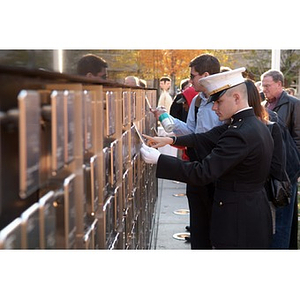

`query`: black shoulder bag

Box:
[266,122,292,207]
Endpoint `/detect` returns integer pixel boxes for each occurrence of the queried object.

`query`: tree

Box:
[136,49,231,87]
[0,50,54,70]
[238,50,271,80]
[280,50,300,87]
[239,49,300,88]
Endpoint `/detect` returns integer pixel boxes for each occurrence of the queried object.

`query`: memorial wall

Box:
[0,65,158,249]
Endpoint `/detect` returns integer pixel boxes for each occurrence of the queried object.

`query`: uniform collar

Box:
[230,107,254,124]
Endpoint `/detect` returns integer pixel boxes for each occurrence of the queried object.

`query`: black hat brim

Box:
[208,82,245,103]
[208,89,227,103]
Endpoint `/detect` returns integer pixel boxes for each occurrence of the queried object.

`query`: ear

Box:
[86,72,94,78]
[232,92,240,104]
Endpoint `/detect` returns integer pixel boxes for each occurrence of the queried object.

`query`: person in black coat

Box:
[245,79,289,236]
[170,78,190,122]
[261,69,300,249]
[141,68,273,249]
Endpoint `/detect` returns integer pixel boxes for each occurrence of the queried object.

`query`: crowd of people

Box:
[77,52,300,249]
[142,54,300,250]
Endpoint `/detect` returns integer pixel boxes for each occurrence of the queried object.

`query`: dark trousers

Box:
[271,182,298,248]
[186,183,214,249]
[289,183,298,249]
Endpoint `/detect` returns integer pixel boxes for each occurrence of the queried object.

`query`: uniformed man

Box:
[141,68,273,249]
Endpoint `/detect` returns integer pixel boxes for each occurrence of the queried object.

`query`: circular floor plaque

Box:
[173,209,190,215]
[172,232,190,241]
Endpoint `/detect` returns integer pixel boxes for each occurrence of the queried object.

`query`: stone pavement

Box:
[151,178,191,250]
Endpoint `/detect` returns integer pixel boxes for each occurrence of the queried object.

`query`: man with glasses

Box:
[261,69,300,249]
[77,54,108,79]
[153,54,222,249]
[177,54,222,136]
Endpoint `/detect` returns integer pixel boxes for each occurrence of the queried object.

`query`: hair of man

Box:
[159,76,171,83]
[77,54,108,76]
[261,69,284,85]
[189,53,220,76]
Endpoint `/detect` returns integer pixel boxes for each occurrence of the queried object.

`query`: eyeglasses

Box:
[262,83,274,89]
[190,73,199,80]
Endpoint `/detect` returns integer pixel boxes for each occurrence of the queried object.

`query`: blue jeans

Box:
[271,182,298,248]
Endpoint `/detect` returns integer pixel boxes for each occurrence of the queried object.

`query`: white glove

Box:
[140,144,161,164]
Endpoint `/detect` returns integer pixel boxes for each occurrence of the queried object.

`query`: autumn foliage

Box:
[135,49,230,86]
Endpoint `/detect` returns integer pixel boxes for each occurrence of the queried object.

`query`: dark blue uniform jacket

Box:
[156,108,274,248]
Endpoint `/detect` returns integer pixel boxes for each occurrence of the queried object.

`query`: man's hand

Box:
[143,134,173,148]
[140,144,161,164]
[150,106,167,121]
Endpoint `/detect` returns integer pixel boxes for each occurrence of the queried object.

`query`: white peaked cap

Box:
[199,67,246,102]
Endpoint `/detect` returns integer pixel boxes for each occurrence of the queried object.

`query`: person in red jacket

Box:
[175,86,198,161]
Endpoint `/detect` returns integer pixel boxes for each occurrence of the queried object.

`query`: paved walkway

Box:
[151,179,190,250]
